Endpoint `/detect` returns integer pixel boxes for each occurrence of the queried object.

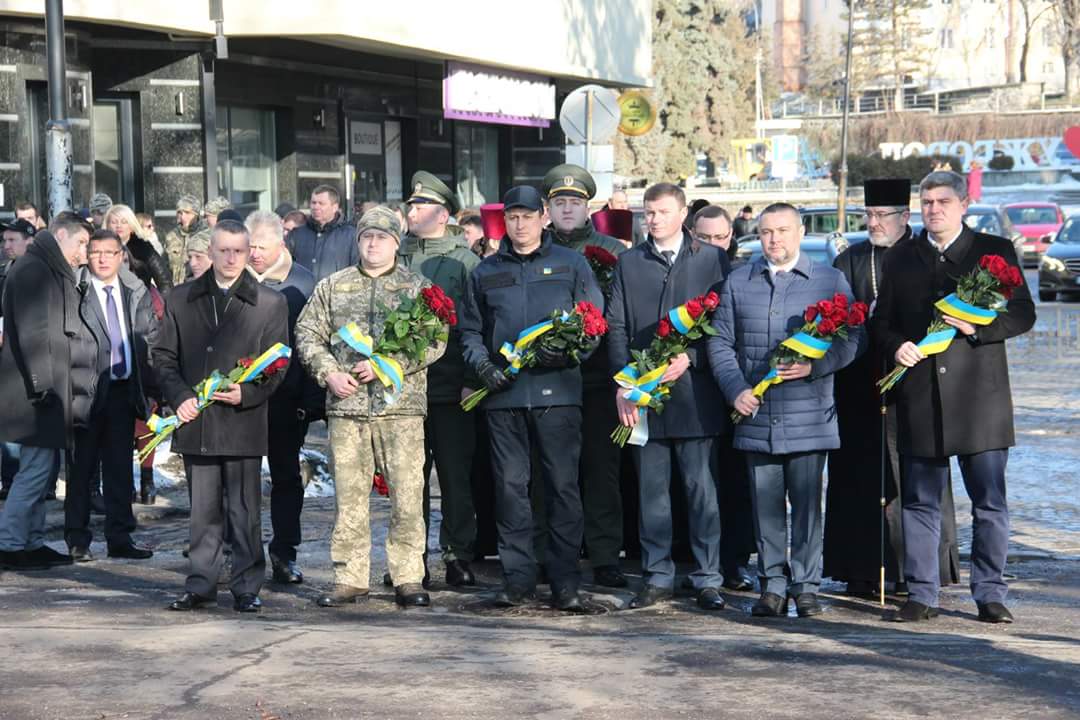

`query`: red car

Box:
[1004,202,1064,266]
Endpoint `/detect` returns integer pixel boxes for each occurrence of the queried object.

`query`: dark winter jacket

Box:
[459,231,603,410]
[287,211,359,283]
[0,233,96,448]
[606,231,731,440]
[708,251,864,454]
[126,235,173,292]
[870,226,1035,457]
[151,268,289,457]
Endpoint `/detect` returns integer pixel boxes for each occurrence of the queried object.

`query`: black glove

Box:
[31,390,59,408]
[477,360,511,392]
[534,344,571,368]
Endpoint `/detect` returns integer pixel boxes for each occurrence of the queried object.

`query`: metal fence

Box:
[1010,305,1080,364]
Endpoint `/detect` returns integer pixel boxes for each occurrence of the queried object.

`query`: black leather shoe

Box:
[0,549,48,570]
[233,593,262,613]
[553,587,586,613]
[977,602,1014,624]
[394,583,430,608]
[270,554,304,584]
[592,565,628,588]
[751,592,788,617]
[317,584,369,607]
[722,569,755,592]
[697,587,726,611]
[384,568,431,589]
[168,592,215,611]
[493,586,537,607]
[69,545,95,563]
[892,600,940,622]
[445,559,477,587]
[107,543,153,560]
[794,593,823,617]
[25,545,73,567]
[629,585,673,609]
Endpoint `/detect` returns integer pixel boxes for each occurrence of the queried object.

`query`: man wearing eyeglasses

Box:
[65,230,159,562]
[692,206,738,262]
[824,178,960,599]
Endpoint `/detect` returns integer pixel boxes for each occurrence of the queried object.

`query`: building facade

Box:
[0,1,651,222]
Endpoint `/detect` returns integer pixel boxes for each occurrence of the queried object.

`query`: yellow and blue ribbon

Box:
[499,319,556,374]
[934,293,998,326]
[667,304,695,334]
[337,321,404,404]
[145,413,180,435]
[751,329,833,400]
[236,342,291,383]
[613,362,670,446]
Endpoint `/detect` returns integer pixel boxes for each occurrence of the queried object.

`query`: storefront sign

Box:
[350,121,382,156]
[444,62,555,128]
[879,136,1064,171]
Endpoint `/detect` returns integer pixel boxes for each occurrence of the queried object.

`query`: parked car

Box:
[842,212,925,249]
[1038,215,1080,301]
[734,234,843,267]
[963,205,1025,264]
[798,206,866,234]
[1003,202,1063,267]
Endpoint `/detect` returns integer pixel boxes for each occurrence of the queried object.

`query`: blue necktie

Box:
[104,285,127,379]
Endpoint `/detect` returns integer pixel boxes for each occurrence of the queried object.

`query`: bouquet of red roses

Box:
[337,284,456,403]
[460,301,607,411]
[611,290,721,447]
[584,245,619,292]
[732,294,868,424]
[877,254,1022,393]
[137,343,292,462]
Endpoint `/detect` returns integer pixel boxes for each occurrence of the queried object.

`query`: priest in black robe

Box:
[823,178,960,596]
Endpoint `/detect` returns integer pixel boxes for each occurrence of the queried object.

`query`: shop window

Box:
[216,105,277,216]
[454,123,499,209]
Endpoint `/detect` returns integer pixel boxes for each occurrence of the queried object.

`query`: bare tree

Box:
[1056,0,1080,100]
[1019,0,1054,82]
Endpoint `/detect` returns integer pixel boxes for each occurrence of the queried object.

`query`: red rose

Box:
[817,300,835,317]
[372,473,389,497]
[833,293,848,309]
[985,255,1009,278]
[803,306,818,324]
[847,306,867,326]
[817,317,837,336]
[585,245,617,267]
[703,291,720,311]
[238,357,254,369]
[583,313,608,337]
[1005,265,1023,287]
[979,255,993,270]
[448,311,458,327]
[829,305,848,324]
[575,301,602,316]
[657,318,672,338]
[262,356,289,377]
[685,298,704,319]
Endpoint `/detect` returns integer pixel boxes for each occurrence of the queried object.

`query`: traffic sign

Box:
[559,84,620,145]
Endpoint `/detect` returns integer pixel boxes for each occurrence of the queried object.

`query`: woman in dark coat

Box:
[105,204,173,292]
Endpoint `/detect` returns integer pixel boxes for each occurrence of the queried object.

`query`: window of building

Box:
[940,29,954,48]
[216,105,277,216]
[92,99,136,207]
[1044,61,1056,74]
[454,123,499,208]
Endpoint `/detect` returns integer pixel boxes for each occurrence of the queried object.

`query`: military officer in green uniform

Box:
[398,171,483,587]
[541,163,629,588]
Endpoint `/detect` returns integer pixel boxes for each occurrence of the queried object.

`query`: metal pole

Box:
[837,2,855,232]
[200,55,219,202]
[585,89,593,174]
[45,0,73,218]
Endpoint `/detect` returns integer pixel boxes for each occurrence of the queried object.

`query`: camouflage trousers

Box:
[328,416,427,589]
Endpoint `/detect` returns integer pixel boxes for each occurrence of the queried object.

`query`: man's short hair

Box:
[15,200,38,216]
[919,170,968,200]
[211,219,250,246]
[50,212,93,237]
[311,184,341,205]
[89,229,124,250]
[245,210,284,244]
[759,202,801,222]
[693,205,731,226]
[283,210,307,226]
[643,183,686,207]
[740,205,753,214]
[460,214,483,230]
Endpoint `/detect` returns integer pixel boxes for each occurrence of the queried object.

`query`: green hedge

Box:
[830,154,965,187]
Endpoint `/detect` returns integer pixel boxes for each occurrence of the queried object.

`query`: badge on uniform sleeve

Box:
[543,267,552,275]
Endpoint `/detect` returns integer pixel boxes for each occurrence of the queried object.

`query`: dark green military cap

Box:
[407,170,461,216]
[542,163,596,200]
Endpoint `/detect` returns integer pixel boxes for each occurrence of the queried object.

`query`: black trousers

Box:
[184,455,264,598]
[713,437,755,575]
[424,403,478,562]
[487,406,583,593]
[64,382,137,548]
[579,387,624,567]
[267,400,309,562]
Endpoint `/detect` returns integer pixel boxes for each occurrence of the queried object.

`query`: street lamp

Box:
[837,1,855,232]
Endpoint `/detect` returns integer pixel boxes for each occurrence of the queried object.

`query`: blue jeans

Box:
[0,445,61,551]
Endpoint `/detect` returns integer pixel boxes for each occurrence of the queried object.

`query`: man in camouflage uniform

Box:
[296,206,446,608]
[540,163,629,588]
[399,171,482,587]
[204,197,232,229]
[163,195,207,286]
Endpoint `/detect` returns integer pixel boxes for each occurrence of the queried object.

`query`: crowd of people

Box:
[0,165,1033,624]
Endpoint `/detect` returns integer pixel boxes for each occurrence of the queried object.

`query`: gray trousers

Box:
[632,437,722,590]
[746,451,827,597]
[184,456,265,599]
[0,446,61,552]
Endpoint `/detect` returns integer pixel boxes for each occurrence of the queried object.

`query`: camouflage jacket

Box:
[163,219,206,286]
[398,226,480,403]
[295,263,446,420]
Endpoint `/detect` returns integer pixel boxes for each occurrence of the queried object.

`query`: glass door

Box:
[216,105,277,215]
[347,118,385,216]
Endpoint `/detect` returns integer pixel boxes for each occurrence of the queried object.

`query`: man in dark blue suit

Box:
[872,171,1036,623]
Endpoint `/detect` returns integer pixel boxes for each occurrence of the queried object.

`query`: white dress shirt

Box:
[767,251,801,280]
[92,276,132,380]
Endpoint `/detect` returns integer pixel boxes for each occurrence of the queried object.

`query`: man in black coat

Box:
[286,185,359,282]
[872,171,1035,624]
[459,186,603,612]
[824,178,961,596]
[247,210,318,585]
[607,183,731,612]
[154,220,289,613]
[65,230,158,562]
[0,216,92,571]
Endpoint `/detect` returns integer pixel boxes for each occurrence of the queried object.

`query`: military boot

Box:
[317,584,369,607]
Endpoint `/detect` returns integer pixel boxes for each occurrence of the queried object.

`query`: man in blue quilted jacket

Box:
[707,203,864,619]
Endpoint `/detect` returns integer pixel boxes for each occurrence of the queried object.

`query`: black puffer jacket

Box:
[126,235,173,292]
